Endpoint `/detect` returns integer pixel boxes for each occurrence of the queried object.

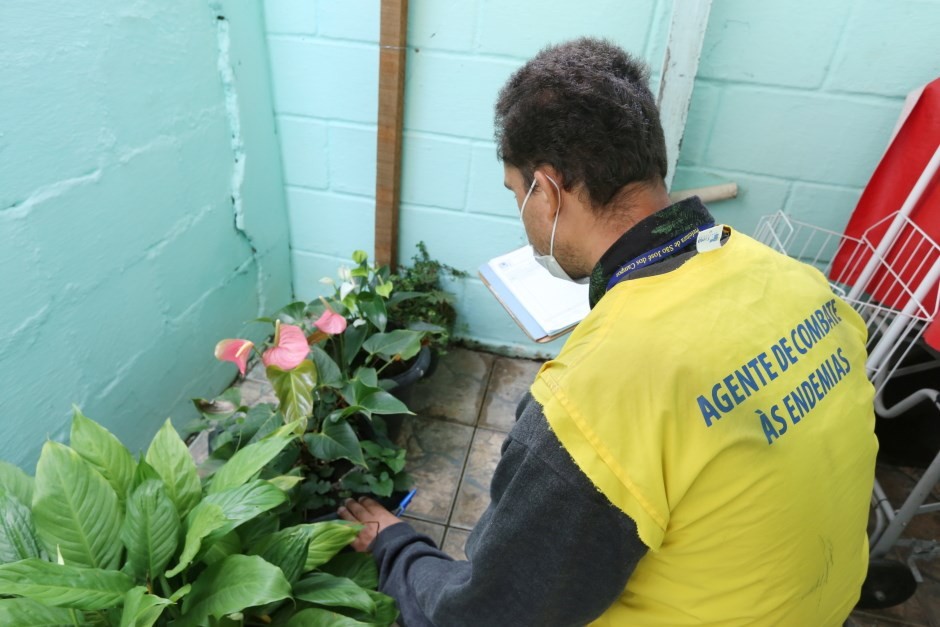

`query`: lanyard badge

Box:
[606,222,722,291]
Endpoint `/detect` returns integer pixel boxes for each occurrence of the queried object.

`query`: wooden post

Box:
[374,0,408,271]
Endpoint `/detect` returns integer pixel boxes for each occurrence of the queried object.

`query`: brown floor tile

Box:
[450,428,505,530]
[397,416,474,524]
[850,610,927,626]
[479,357,543,432]
[402,348,495,425]
[401,516,445,547]
[855,593,932,627]
[874,464,940,541]
[914,579,940,627]
[442,528,470,561]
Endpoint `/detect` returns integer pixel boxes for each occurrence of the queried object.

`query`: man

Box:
[339,37,877,626]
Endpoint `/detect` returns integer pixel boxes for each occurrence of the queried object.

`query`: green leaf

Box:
[203,479,289,529]
[0,488,44,564]
[0,460,34,507]
[208,424,298,494]
[165,504,227,578]
[285,609,373,626]
[311,345,344,388]
[32,441,122,569]
[169,479,289,577]
[269,474,304,492]
[166,480,287,577]
[253,524,313,585]
[132,458,161,489]
[177,555,291,627]
[319,553,378,590]
[354,367,378,389]
[0,558,133,610]
[364,590,400,626]
[293,572,375,614]
[120,480,180,581]
[342,380,410,418]
[0,598,75,626]
[169,584,191,603]
[358,294,388,332]
[342,324,368,368]
[304,421,365,467]
[70,407,136,508]
[119,586,171,627]
[351,250,368,265]
[200,529,241,566]
[305,522,361,571]
[277,301,309,325]
[145,420,201,518]
[375,281,393,299]
[267,361,317,425]
[361,330,423,362]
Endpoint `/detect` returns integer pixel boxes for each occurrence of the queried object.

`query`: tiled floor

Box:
[240,347,940,625]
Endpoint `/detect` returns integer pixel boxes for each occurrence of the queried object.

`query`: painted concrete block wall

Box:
[674,0,940,236]
[266,0,669,357]
[266,0,940,357]
[0,1,291,469]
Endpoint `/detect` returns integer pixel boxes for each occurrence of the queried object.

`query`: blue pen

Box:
[394,488,418,516]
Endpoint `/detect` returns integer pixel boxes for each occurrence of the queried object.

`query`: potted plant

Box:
[0,409,399,625]
[200,249,453,521]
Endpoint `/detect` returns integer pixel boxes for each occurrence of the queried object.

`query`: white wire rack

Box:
[754,210,940,393]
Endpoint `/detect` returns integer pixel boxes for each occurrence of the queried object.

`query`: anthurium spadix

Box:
[214,339,253,375]
[262,321,310,371]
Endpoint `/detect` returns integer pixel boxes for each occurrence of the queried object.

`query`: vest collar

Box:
[588,196,715,308]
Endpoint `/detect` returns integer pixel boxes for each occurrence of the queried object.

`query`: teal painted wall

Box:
[265,0,668,358]
[674,0,940,237]
[0,1,291,470]
[265,0,940,357]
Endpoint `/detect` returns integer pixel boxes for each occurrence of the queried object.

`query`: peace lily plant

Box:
[0,409,398,626]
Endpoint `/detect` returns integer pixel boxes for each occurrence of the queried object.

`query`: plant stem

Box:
[375,358,395,376]
[159,576,181,619]
[68,609,81,627]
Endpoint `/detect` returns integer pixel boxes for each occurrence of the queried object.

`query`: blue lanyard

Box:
[606,222,715,291]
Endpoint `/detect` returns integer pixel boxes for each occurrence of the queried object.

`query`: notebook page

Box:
[488,246,589,334]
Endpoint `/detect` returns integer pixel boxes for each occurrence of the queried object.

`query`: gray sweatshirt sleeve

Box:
[370,393,648,627]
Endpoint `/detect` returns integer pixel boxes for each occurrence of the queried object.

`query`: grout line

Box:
[442,360,498,529]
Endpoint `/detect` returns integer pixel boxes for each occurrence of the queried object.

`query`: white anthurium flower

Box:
[338,265,352,281]
[339,281,356,301]
[319,276,335,285]
[353,318,367,327]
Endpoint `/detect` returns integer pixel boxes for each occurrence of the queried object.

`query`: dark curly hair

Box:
[494,37,667,208]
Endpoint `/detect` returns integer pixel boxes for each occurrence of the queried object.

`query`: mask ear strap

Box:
[520,177,538,216]
[545,175,562,255]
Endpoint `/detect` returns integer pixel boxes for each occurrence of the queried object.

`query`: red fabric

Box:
[830,78,940,350]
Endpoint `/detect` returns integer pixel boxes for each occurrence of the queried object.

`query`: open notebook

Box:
[479,245,590,343]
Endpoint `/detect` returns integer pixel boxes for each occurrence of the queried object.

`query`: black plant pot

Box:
[381,345,433,442]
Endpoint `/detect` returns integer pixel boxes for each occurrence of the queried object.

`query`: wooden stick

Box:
[374,0,408,271]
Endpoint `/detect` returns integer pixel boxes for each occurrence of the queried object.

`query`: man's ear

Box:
[532,169,562,221]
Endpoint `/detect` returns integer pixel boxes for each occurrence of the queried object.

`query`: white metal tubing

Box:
[871,444,940,557]
[866,259,940,372]
[847,144,940,302]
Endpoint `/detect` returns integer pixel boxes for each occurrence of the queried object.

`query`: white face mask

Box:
[519,174,590,284]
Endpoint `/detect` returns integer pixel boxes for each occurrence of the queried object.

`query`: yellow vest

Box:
[531,230,877,626]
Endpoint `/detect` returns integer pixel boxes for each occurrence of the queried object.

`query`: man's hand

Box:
[337,497,404,552]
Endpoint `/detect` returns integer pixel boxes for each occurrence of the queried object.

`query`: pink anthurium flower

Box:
[262,321,310,370]
[314,299,348,335]
[215,339,254,375]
